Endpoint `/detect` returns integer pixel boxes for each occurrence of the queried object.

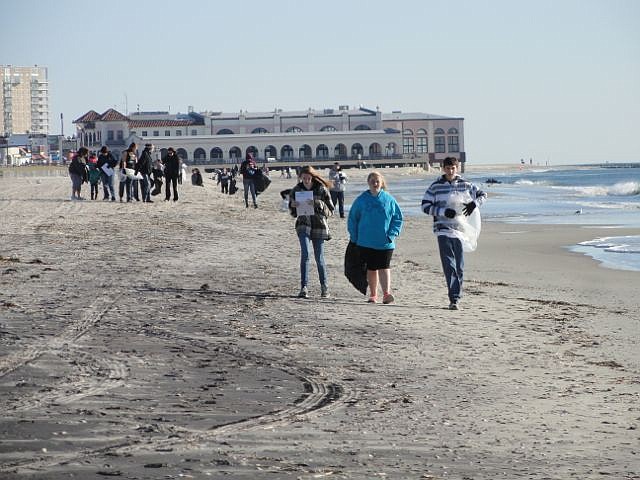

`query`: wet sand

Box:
[0,168,638,479]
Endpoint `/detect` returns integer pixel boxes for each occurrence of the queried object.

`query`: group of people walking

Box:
[69,147,485,307]
[288,157,486,309]
[67,143,183,203]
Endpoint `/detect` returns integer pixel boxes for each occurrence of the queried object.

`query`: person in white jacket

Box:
[328,162,347,218]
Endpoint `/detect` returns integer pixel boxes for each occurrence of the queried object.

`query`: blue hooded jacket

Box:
[348,189,403,250]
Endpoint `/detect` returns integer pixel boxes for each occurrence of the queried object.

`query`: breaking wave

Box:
[557,181,640,197]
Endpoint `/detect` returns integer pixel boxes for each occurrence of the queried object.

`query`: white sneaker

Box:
[298,286,309,299]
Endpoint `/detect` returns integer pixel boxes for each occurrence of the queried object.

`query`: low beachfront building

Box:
[383,111,465,166]
[73,106,465,169]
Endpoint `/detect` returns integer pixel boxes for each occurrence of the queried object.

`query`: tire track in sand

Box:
[0,296,129,412]
[0,322,349,474]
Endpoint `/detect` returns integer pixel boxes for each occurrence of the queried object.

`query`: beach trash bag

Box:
[344,241,368,295]
[446,191,482,252]
[458,207,481,252]
[255,171,272,195]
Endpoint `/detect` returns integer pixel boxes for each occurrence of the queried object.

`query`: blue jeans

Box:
[119,176,132,201]
[140,174,151,201]
[298,232,327,288]
[100,172,115,199]
[330,190,345,217]
[437,235,464,303]
[243,178,257,206]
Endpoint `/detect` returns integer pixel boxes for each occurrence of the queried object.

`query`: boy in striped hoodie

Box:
[421,157,487,310]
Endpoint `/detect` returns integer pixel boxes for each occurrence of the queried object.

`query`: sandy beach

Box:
[0,167,638,480]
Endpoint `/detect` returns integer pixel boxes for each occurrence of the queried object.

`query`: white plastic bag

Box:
[446,191,481,252]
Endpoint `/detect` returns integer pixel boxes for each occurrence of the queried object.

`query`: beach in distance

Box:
[0,166,638,479]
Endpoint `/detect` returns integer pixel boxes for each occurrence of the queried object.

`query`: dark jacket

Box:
[163,153,180,177]
[136,148,153,175]
[68,154,87,178]
[97,152,117,170]
[240,159,258,179]
[218,171,230,185]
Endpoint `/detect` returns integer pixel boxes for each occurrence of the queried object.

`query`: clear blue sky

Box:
[2,0,639,164]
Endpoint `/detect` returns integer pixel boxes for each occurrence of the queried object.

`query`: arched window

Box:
[299,144,312,160]
[316,144,329,158]
[217,128,234,135]
[285,126,302,133]
[252,127,268,134]
[447,127,459,134]
[229,147,242,160]
[354,124,371,131]
[194,148,207,161]
[281,145,294,159]
[176,148,188,160]
[210,147,223,159]
[351,143,364,158]
[369,143,382,159]
[448,134,460,153]
[402,128,414,136]
[320,125,337,132]
[264,145,277,160]
[417,129,428,153]
[403,137,414,154]
[334,144,347,159]
[434,129,445,153]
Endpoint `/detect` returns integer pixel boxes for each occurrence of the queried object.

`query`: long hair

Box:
[367,171,388,190]
[299,165,330,188]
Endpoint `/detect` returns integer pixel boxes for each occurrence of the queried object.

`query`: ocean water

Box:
[345,165,640,272]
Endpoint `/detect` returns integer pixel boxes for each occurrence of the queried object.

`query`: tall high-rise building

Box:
[1,65,49,136]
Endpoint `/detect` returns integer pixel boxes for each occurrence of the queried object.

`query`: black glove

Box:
[462,201,476,216]
[444,208,456,219]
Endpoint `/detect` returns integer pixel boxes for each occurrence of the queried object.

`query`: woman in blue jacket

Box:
[348,171,403,304]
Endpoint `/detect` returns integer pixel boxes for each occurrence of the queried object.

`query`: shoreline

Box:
[0,170,638,479]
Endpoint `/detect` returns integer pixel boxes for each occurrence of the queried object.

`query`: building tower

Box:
[1,65,49,136]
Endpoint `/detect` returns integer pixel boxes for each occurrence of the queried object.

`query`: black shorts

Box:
[358,246,394,271]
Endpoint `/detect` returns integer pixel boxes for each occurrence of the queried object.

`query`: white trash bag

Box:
[446,191,482,252]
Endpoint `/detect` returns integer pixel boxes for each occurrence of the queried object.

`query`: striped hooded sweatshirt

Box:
[421,174,487,239]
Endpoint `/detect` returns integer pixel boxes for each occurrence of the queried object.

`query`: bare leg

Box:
[367,269,379,299]
[378,268,391,294]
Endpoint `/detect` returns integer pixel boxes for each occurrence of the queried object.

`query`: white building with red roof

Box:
[73,106,465,168]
